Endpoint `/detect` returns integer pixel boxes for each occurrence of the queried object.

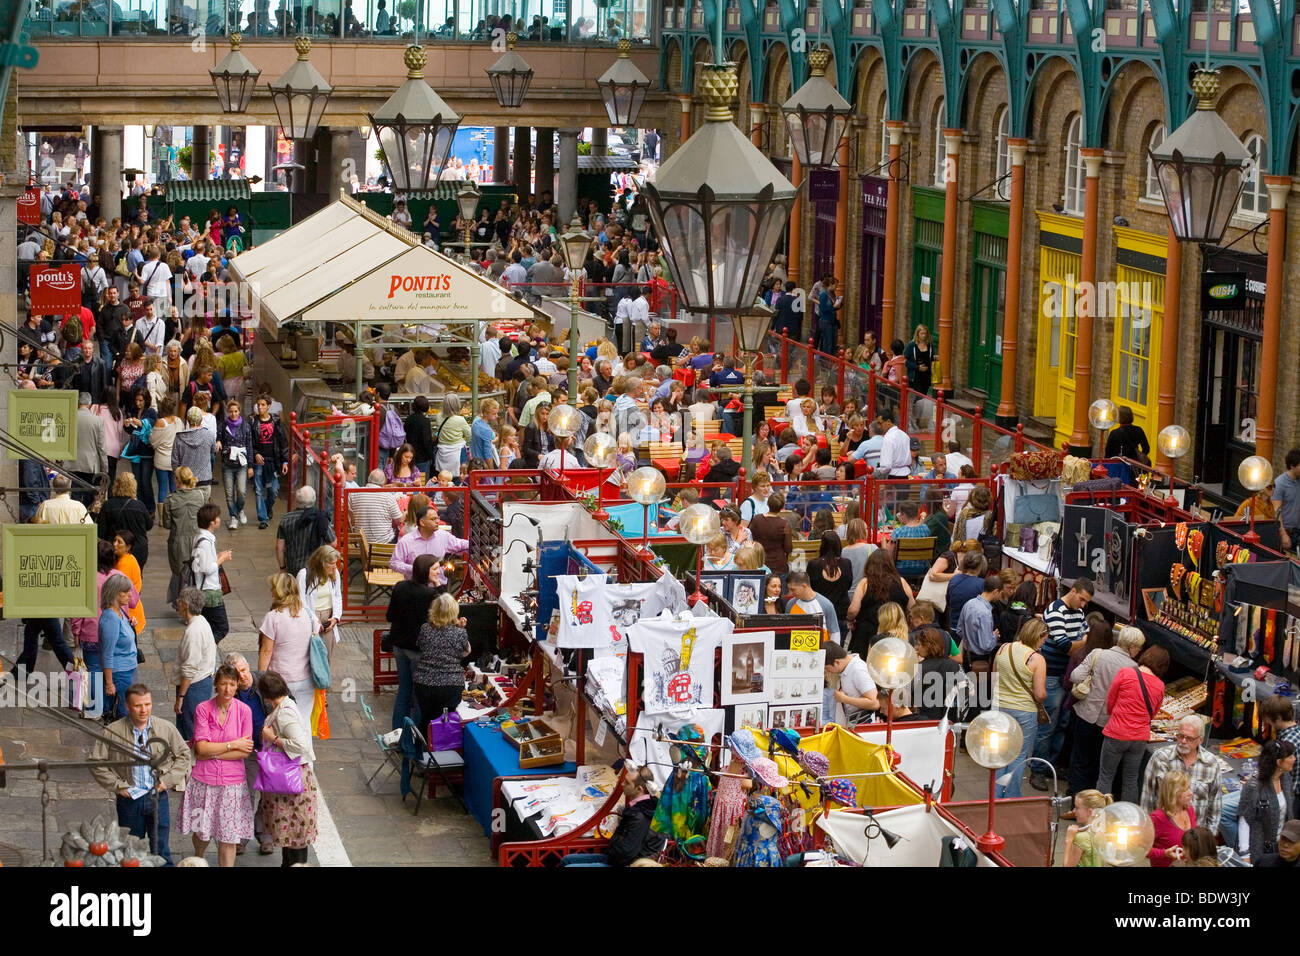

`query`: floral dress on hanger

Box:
[733,794,785,867]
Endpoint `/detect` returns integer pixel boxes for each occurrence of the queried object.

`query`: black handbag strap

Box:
[1132,664,1156,718]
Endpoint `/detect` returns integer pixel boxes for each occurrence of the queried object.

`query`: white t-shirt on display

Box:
[628,614,731,713]
[554,574,617,649]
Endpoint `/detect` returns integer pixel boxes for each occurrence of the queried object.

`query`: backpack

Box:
[378,405,405,451]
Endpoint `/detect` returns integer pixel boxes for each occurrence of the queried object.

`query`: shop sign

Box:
[7,389,78,460]
[1200,271,1245,311]
[808,168,839,203]
[2,524,98,618]
[29,263,81,316]
[17,187,40,225]
[861,176,888,209]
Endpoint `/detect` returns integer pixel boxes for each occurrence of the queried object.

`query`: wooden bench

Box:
[363,529,402,604]
[894,535,938,586]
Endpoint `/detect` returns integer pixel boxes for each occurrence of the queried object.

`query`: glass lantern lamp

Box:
[627,466,667,552]
[1156,424,1190,505]
[210,33,261,114]
[485,33,534,110]
[642,63,796,316]
[866,636,918,747]
[1237,455,1274,543]
[267,36,333,141]
[678,503,721,606]
[1093,802,1155,867]
[964,710,1026,854]
[456,182,481,255]
[547,404,581,477]
[583,433,619,523]
[596,39,650,127]
[780,47,852,168]
[366,45,461,193]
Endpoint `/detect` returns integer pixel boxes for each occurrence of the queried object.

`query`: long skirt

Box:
[259,763,320,849]
[179,777,255,844]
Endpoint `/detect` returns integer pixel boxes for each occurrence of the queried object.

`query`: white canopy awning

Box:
[229,193,536,328]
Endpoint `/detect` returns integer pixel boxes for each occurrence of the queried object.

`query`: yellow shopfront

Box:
[1035,212,1083,446]
[1108,226,1166,442]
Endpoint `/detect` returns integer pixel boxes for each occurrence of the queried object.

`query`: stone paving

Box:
[0,491,1065,867]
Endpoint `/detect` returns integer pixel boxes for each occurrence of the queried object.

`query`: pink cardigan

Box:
[191,697,253,787]
[1148,806,1196,866]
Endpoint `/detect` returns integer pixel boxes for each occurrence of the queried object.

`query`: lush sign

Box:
[7,389,78,460]
[3,524,98,617]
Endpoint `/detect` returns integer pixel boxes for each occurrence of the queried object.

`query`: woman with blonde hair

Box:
[875,602,909,645]
[98,470,154,568]
[402,492,431,537]
[1148,770,1196,866]
[297,545,343,668]
[143,353,167,410]
[257,571,320,715]
[703,534,735,571]
[992,617,1048,798]
[1063,789,1113,867]
[733,543,770,574]
[215,333,247,406]
[904,324,934,396]
[413,593,470,741]
[955,484,994,545]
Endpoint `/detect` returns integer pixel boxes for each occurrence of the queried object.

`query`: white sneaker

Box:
[229,516,238,530]
[239,511,247,525]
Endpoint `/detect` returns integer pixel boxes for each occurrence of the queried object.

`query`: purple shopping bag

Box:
[428,711,463,753]
[254,749,304,795]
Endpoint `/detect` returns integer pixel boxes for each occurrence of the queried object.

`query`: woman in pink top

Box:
[1148,770,1196,866]
[1096,645,1169,803]
[179,664,254,866]
[257,572,320,716]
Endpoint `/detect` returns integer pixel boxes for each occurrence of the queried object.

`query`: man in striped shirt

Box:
[1030,576,1094,791]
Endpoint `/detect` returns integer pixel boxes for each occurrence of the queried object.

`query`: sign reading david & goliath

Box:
[3,524,98,618]
[7,388,78,460]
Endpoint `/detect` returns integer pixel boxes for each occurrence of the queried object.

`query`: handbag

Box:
[1003,644,1050,724]
[218,566,232,595]
[916,573,948,611]
[428,710,463,752]
[253,748,304,795]
[1071,650,1095,700]
[1013,494,1061,525]
[1018,528,1038,555]
[309,631,331,689]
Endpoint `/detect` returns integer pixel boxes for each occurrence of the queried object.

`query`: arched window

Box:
[880,105,890,170]
[994,107,1011,200]
[1063,113,1085,215]
[1237,133,1268,220]
[1144,123,1165,201]
[933,98,947,187]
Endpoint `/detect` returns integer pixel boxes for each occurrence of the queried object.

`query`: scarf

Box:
[167,355,183,389]
[650,769,712,859]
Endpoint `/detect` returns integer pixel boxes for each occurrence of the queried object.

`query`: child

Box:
[499,424,520,469]
[615,432,636,475]
[1063,790,1113,867]
[702,534,735,571]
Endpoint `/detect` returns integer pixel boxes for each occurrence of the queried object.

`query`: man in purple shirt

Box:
[389,504,468,584]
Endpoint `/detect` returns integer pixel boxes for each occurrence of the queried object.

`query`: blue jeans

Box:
[222,464,247,519]
[155,467,175,504]
[253,463,280,524]
[995,708,1040,799]
[178,675,213,741]
[82,644,102,716]
[392,646,420,731]
[561,852,612,867]
[131,457,155,514]
[1033,676,1070,766]
[18,618,73,670]
[116,790,172,865]
[109,667,136,719]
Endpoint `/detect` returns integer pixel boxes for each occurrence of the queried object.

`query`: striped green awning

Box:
[166,180,252,202]
[578,155,640,172]
[403,184,468,200]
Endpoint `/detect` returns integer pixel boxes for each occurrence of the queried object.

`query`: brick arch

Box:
[1102,60,1163,154]
[663,37,683,93]
[766,44,793,156]
[1215,65,1271,161]
[733,42,755,136]
[1024,52,1076,134]
[961,53,1010,193]
[903,53,946,186]
[956,49,1004,117]
[1026,57,1081,210]
[900,46,942,121]
[855,48,889,170]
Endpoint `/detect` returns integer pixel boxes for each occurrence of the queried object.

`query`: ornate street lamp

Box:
[486,33,534,109]
[596,39,650,127]
[559,215,592,397]
[1238,455,1274,544]
[268,36,332,141]
[367,45,461,193]
[965,709,1024,855]
[643,63,796,316]
[142,125,156,139]
[456,181,481,256]
[1148,70,1250,245]
[866,636,917,748]
[678,503,721,606]
[627,466,666,553]
[210,33,261,114]
[780,47,851,168]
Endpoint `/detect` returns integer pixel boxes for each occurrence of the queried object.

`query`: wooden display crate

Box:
[518,737,566,769]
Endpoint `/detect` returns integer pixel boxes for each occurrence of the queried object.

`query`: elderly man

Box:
[276,486,335,577]
[1066,624,1147,799]
[89,683,193,865]
[1139,714,1223,834]
[390,504,468,585]
[35,473,91,525]
[349,468,403,545]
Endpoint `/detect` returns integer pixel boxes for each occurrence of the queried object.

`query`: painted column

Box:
[493,125,510,183]
[1067,147,1104,455]
[1255,175,1291,466]
[748,102,765,148]
[534,126,555,200]
[95,127,124,224]
[995,138,1027,427]
[881,120,903,343]
[557,129,578,221]
[936,129,961,396]
[833,134,849,296]
[191,125,210,181]
[591,127,608,157]
[1155,224,1183,473]
[787,153,802,283]
[513,125,532,201]
[678,94,692,144]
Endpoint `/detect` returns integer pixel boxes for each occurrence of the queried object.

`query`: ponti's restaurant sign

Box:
[3,524,98,618]
[387,273,453,297]
[17,188,40,225]
[7,388,78,460]
[29,263,82,315]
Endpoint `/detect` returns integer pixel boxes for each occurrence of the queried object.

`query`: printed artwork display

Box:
[733,704,767,732]
[720,631,775,706]
[730,575,765,615]
[768,704,822,731]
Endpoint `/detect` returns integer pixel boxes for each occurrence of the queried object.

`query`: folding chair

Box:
[402,717,467,815]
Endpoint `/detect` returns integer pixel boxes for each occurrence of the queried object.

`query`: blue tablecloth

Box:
[463,720,576,835]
